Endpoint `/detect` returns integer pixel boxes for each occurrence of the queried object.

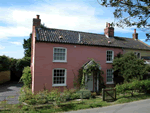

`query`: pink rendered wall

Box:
[33,42,123,93]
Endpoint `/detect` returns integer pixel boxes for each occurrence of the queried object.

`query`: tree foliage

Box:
[97,0,150,40]
[0,55,11,72]
[23,34,32,57]
[15,57,31,72]
[112,52,147,82]
[23,23,47,57]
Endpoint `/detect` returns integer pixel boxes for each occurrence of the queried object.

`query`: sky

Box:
[0,0,149,59]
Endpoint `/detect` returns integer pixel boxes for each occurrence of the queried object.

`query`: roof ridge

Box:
[37,27,105,36]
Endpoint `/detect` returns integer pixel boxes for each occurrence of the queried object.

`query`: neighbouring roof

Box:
[35,27,150,51]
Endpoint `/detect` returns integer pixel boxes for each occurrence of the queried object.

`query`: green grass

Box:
[1,92,150,113]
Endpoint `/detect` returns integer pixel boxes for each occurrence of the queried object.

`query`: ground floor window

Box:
[52,68,66,86]
[106,69,113,84]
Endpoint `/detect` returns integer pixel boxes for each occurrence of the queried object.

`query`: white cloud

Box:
[0,2,134,40]
[0,45,5,49]
[10,41,22,45]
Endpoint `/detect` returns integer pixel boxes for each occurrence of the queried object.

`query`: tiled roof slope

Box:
[35,27,150,50]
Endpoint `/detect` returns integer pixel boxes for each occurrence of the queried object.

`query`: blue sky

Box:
[0,0,149,59]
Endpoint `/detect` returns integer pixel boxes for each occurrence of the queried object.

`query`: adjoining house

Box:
[31,15,150,93]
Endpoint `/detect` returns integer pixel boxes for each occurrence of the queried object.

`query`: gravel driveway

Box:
[0,81,23,105]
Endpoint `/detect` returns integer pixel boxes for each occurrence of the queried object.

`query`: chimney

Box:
[132,29,138,40]
[33,15,41,27]
[104,22,114,38]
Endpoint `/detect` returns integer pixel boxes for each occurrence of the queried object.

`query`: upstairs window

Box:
[53,47,67,62]
[134,52,141,59]
[106,50,114,63]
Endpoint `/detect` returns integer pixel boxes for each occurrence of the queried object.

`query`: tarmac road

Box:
[0,81,23,105]
[64,98,150,113]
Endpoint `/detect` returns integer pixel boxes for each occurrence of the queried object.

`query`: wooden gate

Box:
[102,88,116,101]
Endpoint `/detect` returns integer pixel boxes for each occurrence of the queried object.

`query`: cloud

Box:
[10,41,22,45]
[0,45,5,49]
[0,1,135,40]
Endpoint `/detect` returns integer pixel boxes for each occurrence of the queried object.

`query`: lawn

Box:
[1,92,150,113]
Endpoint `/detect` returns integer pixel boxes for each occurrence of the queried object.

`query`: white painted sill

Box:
[53,60,67,63]
[106,61,113,64]
[52,84,67,87]
[106,82,114,84]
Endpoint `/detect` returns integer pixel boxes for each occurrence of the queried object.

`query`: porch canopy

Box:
[82,60,101,70]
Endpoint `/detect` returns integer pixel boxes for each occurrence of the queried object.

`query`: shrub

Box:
[91,92,97,98]
[15,57,31,72]
[112,52,147,82]
[19,66,31,88]
[115,79,150,95]
[76,89,91,99]
[0,55,11,72]
[19,86,33,102]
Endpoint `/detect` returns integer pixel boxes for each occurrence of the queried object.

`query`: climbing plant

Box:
[73,58,104,92]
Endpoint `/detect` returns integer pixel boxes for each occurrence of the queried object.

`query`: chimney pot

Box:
[104,22,114,38]
[134,29,136,34]
[36,15,40,19]
[33,15,41,27]
[133,29,138,40]
[108,23,110,27]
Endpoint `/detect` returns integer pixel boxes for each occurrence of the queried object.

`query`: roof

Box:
[35,27,150,51]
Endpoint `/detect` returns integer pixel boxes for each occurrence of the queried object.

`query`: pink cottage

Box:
[31,15,150,93]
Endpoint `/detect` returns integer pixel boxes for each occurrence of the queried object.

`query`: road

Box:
[64,98,150,113]
[0,81,23,104]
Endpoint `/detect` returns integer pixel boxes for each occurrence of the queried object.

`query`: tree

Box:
[112,52,147,82]
[97,0,150,40]
[23,23,47,57]
[23,34,32,57]
[0,55,11,72]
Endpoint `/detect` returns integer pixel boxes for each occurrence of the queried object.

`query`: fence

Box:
[102,88,116,101]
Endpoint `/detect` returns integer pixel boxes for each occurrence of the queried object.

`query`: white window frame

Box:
[134,52,141,59]
[53,47,67,62]
[52,68,67,87]
[106,50,114,63]
[106,69,114,84]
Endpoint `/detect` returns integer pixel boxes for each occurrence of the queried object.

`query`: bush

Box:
[116,79,150,94]
[19,86,33,102]
[91,92,97,98]
[112,52,147,82]
[0,55,11,72]
[76,89,91,99]
[19,66,31,88]
[15,57,31,72]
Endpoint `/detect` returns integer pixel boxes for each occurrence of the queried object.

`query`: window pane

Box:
[62,49,65,52]
[62,57,65,60]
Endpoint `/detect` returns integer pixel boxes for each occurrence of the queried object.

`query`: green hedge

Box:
[0,55,11,72]
[76,88,91,99]
[115,79,150,94]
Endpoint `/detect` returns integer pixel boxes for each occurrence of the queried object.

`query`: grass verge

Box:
[1,92,150,113]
